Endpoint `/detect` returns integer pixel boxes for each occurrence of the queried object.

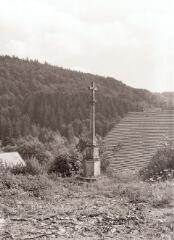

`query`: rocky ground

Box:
[0,174,174,240]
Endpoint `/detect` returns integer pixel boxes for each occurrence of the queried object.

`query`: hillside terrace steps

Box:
[103,110,174,173]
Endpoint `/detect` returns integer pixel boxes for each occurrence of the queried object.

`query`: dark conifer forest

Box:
[0,55,167,143]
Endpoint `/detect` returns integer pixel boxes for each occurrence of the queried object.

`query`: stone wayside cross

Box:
[81,82,101,180]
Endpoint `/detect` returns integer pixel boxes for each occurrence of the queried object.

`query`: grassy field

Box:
[0,171,174,240]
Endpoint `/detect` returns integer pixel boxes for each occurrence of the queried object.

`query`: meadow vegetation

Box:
[0,141,174,239]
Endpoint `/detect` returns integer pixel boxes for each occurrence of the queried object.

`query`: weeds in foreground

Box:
[0,158,174,210]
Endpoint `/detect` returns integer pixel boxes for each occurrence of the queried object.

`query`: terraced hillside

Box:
[103,110,174,172]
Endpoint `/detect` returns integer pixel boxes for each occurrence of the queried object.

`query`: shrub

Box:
[3,136,53,165]
[10,157,44,175]
[99,143,110,173]
[17,137,52,164]
[49,152,82,177]
[140,143,174,181]
[24,157,44,175]
[0,163,13,190]
[76,137,89,153]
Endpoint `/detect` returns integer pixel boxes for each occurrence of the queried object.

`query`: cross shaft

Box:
[89,82,98,146]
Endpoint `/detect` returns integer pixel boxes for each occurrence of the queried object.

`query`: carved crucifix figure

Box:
[89,82,98,146]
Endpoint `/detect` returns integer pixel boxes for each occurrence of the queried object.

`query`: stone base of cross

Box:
[82,143,100,178]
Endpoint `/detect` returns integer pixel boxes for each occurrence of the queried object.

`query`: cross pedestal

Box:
[83,144,100,178]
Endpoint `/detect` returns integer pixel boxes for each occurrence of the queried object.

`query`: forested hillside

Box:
[0,55,166,143]
[159,92,174,109]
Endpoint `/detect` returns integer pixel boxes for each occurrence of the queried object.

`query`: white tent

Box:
[0,152,26,168]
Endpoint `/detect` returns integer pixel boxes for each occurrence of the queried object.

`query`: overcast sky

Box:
[0,0,174,92]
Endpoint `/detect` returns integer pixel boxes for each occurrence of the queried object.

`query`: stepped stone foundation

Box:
[103,110,174,172]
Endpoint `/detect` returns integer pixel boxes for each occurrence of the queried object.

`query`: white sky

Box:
[0,0,174,92]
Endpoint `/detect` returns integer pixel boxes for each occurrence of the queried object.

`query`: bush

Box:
[140,143,174,181]
[99,143,110,173]
[17,137,52,164]
[49,152,82,177]
[10,157,44,176]
[3,136,53,165]
[0,163,12,190]
[24,157,44,175]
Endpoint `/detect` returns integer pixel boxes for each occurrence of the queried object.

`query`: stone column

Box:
[82,82,101,179]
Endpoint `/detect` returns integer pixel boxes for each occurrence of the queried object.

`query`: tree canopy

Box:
[0,55,166,143]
